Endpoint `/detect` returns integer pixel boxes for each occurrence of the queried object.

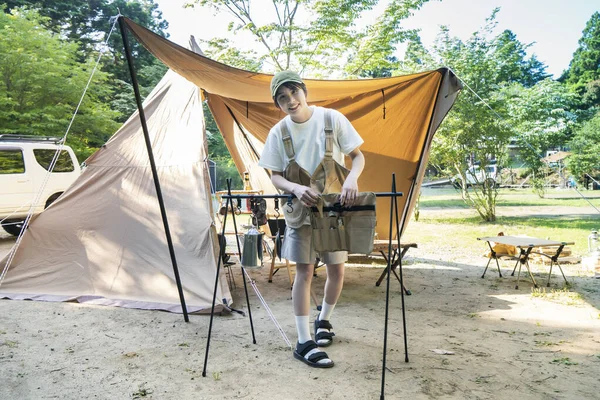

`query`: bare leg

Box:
[292,263,314,316]
[323,263,345,305]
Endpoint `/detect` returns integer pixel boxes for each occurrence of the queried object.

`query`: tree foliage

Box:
[567,112,600,181]
[401,10,562,221]
[562,11,600,104]
[0,8,120,160]
[187,0,428,76]
[3,0,170,121]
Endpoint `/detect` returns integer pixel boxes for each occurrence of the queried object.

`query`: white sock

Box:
[295,315,312,344]
[319,301,335,321]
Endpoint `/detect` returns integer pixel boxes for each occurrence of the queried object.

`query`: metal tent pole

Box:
[202,179,232,377]
[229,191,258,345]
[117,17,189,322]
[394,178,410,363]
[380,173,397,400]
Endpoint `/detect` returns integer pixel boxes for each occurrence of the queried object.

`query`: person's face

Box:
[275,85,311,123]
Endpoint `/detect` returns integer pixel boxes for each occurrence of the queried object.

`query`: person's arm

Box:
[271,171,320,207]
[340,146,365,207]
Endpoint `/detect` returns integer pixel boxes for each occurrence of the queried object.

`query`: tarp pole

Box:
[117,16,189,322]
[380,174,396,400]
[394,177,410,363]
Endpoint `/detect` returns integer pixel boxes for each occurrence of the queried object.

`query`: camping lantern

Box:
[241,226,263,269]
[588,230,599,253]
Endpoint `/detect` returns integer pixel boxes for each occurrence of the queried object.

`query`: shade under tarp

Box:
[123,17,462,238]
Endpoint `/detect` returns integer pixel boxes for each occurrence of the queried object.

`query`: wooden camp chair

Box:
[373,240,417,295]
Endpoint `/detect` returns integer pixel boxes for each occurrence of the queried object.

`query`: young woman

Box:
[258,71,365,368]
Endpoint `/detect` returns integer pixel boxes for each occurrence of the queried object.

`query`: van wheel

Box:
[484,178,497,189]
[1,220,24,236]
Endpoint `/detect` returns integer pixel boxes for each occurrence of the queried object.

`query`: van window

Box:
[0,149,25,174]
[33,149,75,172]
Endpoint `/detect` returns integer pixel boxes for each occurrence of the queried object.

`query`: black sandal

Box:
[293,340,334,368]
[314,317,335,347]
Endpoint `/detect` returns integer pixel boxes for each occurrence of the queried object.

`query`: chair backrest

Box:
[217,233,230,263]
[267,218,286,236]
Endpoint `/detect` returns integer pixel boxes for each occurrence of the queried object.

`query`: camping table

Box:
[477,236,574,289]
[374,240,418,295]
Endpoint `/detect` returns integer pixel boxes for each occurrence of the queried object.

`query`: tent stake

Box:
[117,16,189,321]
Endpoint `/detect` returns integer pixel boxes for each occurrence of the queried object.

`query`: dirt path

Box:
[2,227,599,399]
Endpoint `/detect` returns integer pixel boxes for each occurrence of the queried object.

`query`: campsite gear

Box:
[243,171,252,190]
[244,172,252,211]
[281,109,350,228]
[478,236,574,289]
[293,340,334,368]
[274,198,283,261]
[310,192,377,255]
[249,197,267,226]
[588,230,599,253]
[116,18,462,243]
[241,226,263,269]
[314,317,335,347]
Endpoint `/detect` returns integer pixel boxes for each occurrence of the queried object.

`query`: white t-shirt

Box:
[258,106,364,175]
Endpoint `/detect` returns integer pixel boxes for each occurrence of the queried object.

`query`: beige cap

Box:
[270,70,304,98]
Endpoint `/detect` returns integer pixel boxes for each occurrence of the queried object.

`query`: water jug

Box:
[241,226,263,269]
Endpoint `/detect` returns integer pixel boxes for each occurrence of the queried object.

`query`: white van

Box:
[451,164,500,188]
[0,135,80,235]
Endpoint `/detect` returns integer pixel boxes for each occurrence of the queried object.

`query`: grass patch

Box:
[531,287,585,306]
[132,384,153,399]
[420,188,600,209]
[550,357,578,366]
[534,340,566,347]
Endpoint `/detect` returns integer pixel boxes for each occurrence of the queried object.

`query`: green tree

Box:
[187,0,428,76]
[567,112,600,183]
[562,12,600,104]
[203,103,243,190]
[403,10,558,221]
[494,30,549,87]
[0,9,120,160]
[200,38,263,71]
[500,79,578,172]
[3,0,170,120]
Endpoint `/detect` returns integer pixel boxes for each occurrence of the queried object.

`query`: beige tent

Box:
[0,68,232,314]
[0,17,460,313]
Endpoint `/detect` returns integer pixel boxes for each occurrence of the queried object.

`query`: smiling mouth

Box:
[288,105,299,112]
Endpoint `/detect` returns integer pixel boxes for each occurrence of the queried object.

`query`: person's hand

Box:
[293,185,320,207]
[340,176,358,207]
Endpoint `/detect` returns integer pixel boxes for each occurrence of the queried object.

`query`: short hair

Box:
[273,81,308,109]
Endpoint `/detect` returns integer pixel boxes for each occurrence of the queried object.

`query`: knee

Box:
[295,263,315,281]
[326,263,345,281]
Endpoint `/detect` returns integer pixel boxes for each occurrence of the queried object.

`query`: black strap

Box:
[310,204,375,213]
